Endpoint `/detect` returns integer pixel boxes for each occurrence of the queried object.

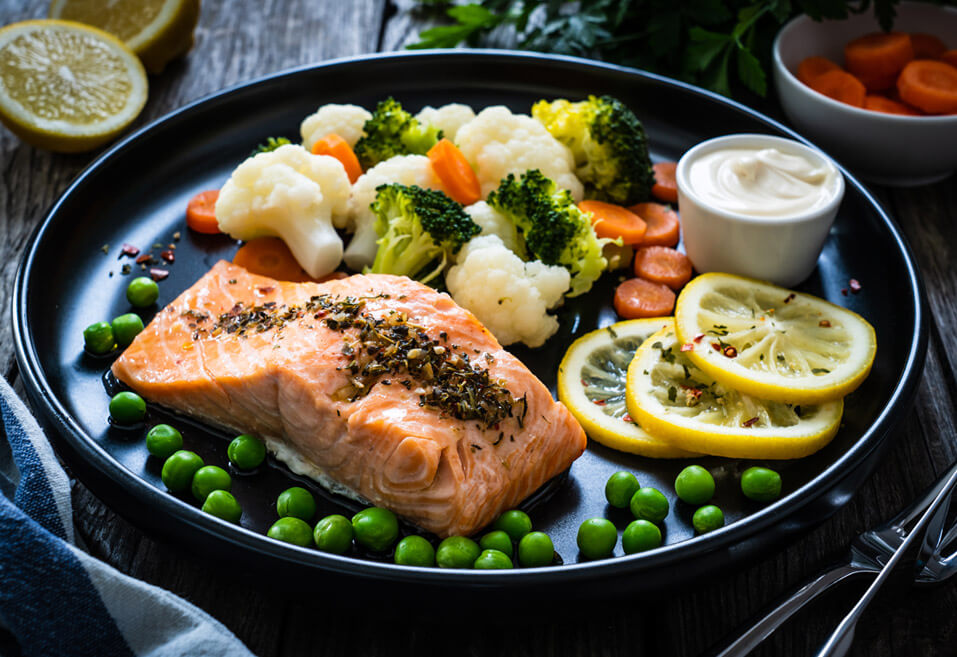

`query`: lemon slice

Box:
[674,273,876,405]
[558,319,698,458]
[0,20,147,153]
[626,325,843,459]
[49,0,200,74]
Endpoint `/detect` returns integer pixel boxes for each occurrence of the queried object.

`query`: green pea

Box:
[479,530,513,558]
[491,509,532,541]
[674,465,715,505]
[145,424,183,459]
[394,535,436,567]
[518,531,554,568]
[351,507,399,552]
[202,490,242,523]
[577,518,617,559]
[313,514,354,555]
[191,465,232,502]
[630,487,670,524]
[436,536,481,569]
[267,517,313,547]
[227,433,266,470]
[622,519,662,554]
[605,470,640,509]
[161,450,204,492]
[111,313,144,348]
[83,321,115,354]
[741,467,782,502]
[109,391,146,425]
[126,276,159,308]
[693,505,725,534]
[474,548,513,569]
[276,487,316,522]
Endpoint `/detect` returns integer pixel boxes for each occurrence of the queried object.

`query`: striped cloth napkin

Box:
[0,377,254,657]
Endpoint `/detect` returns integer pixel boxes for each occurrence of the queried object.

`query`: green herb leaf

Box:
[736,46,767,96]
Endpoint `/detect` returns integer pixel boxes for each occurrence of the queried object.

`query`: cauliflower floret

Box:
[300,103,372,151]
[415,103,476,142]
[215,144,351,278]
[446,235,570,348]
[465,201,523,256]
[343,154,442,270]
[455,105,584,200]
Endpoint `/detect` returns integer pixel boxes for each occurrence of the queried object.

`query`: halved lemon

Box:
[0,20,148,152]
[558,318,697,458]
[674,273,876,404]
[625,325,843,459]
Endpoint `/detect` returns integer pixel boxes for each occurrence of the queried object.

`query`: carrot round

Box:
[186,190,221,234]
[651,161,678,203]
[807,69,867,107]
[613,277,676,319]
[897,59,957,114]
[628,202,680,247]
[427,138,481,205]
[311,133,363,184]
[633,246,693,290]
[844,32,914,82]
[910,33,947,59]
[233,237,316,282]
[579,200,647,244]
[797,56,841,85]
[863,94,921,115]
[940,51,957,69]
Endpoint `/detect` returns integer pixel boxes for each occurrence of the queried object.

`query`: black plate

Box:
[13,51,926,600]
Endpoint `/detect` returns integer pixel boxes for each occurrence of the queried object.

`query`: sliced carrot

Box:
[844,32,914,81]
[651,161,678,203]
[939,50,957,69]
[807,69,867,107]
[613,277,675,319]
[579,200,646,244]
[233,237,317,283]
[633,246,693,290]
[897,59,957,114]
[427,138,481,205]
[627,202,680,247]
[311,133,363,184]
[863,94,921,115]
[797,56,841,85]
[855,71,899,92]
[186,190,220,234]
[910,33,947,59]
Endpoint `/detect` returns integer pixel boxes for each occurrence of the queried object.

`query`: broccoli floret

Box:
[369,183,481,284]
[487,170,610,297]
[250,136,291,156]
[531,95,655,206]
[354,98,443,170]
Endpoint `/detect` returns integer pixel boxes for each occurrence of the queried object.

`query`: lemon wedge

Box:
[0,20,147,152]
[674,273,876,405]
[626,324,843,459]
[558,319,698,458]
[49,0,200,74]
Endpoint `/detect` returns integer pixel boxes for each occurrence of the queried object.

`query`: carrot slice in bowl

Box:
[863,94,921,115]
[910,33,947,59]
[897,59,957,114]
[844,32,914,81]
[797,56,841,85]
[807,69,867,107]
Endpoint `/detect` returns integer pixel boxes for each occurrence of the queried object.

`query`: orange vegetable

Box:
[807,69,867,107]
[311,133,362,184]
[628,202,681,248]
[579,200,647,245]
[233,237,317,283]
[613,278,676,319]
[910,33,947,59]
[650,161,678,203]
[939,50,957,69]
[863,94,921,115]
[797,56,841,85]
[186,190,221,234]
[844,32,914,83]
[897,59,957,114]
[633,246,693,290]
[427,138,482,205]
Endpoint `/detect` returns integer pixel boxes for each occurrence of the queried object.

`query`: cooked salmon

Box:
[113,261,586,537]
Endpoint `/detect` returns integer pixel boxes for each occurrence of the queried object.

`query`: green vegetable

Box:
[161,450,204,493]
[741,466,782,502]
[191,465,232,502]
[109,391,146,425]
[488,170,610,297]
[474,548,513,569]
[227,433,266,470]
[313,514,354,554]
[351,507,399,552]
[126,276,159,308]
[436,535,481,568]
[532,96,654,205]
[145,424,183,459]
[252,136,291,155]
[604,471,640,509]
[202,490,242,523]
[577,518,617,559]
[517,531,554,568]
[630,487,669,525]
[267,517,314,547]
[111,313,144,348]
[674,465,715,506]
[394,535,436,566]
[693,505,725,534]
[83,321,114,354]
[622,519,662,554]
[353,97,442,169]
[368,183,480,283]
[479,530,514,558]
[276,487,316,522]
[492,509,532,542]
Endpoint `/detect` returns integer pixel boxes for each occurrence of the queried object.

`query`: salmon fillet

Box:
[113,261,586,537]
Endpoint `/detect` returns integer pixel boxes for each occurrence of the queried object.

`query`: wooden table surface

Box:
[2,2,955,656]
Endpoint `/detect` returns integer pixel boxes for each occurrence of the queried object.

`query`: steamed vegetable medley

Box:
[212,95,658,348]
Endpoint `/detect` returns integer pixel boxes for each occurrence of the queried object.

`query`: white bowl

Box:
[773,1,957,186]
